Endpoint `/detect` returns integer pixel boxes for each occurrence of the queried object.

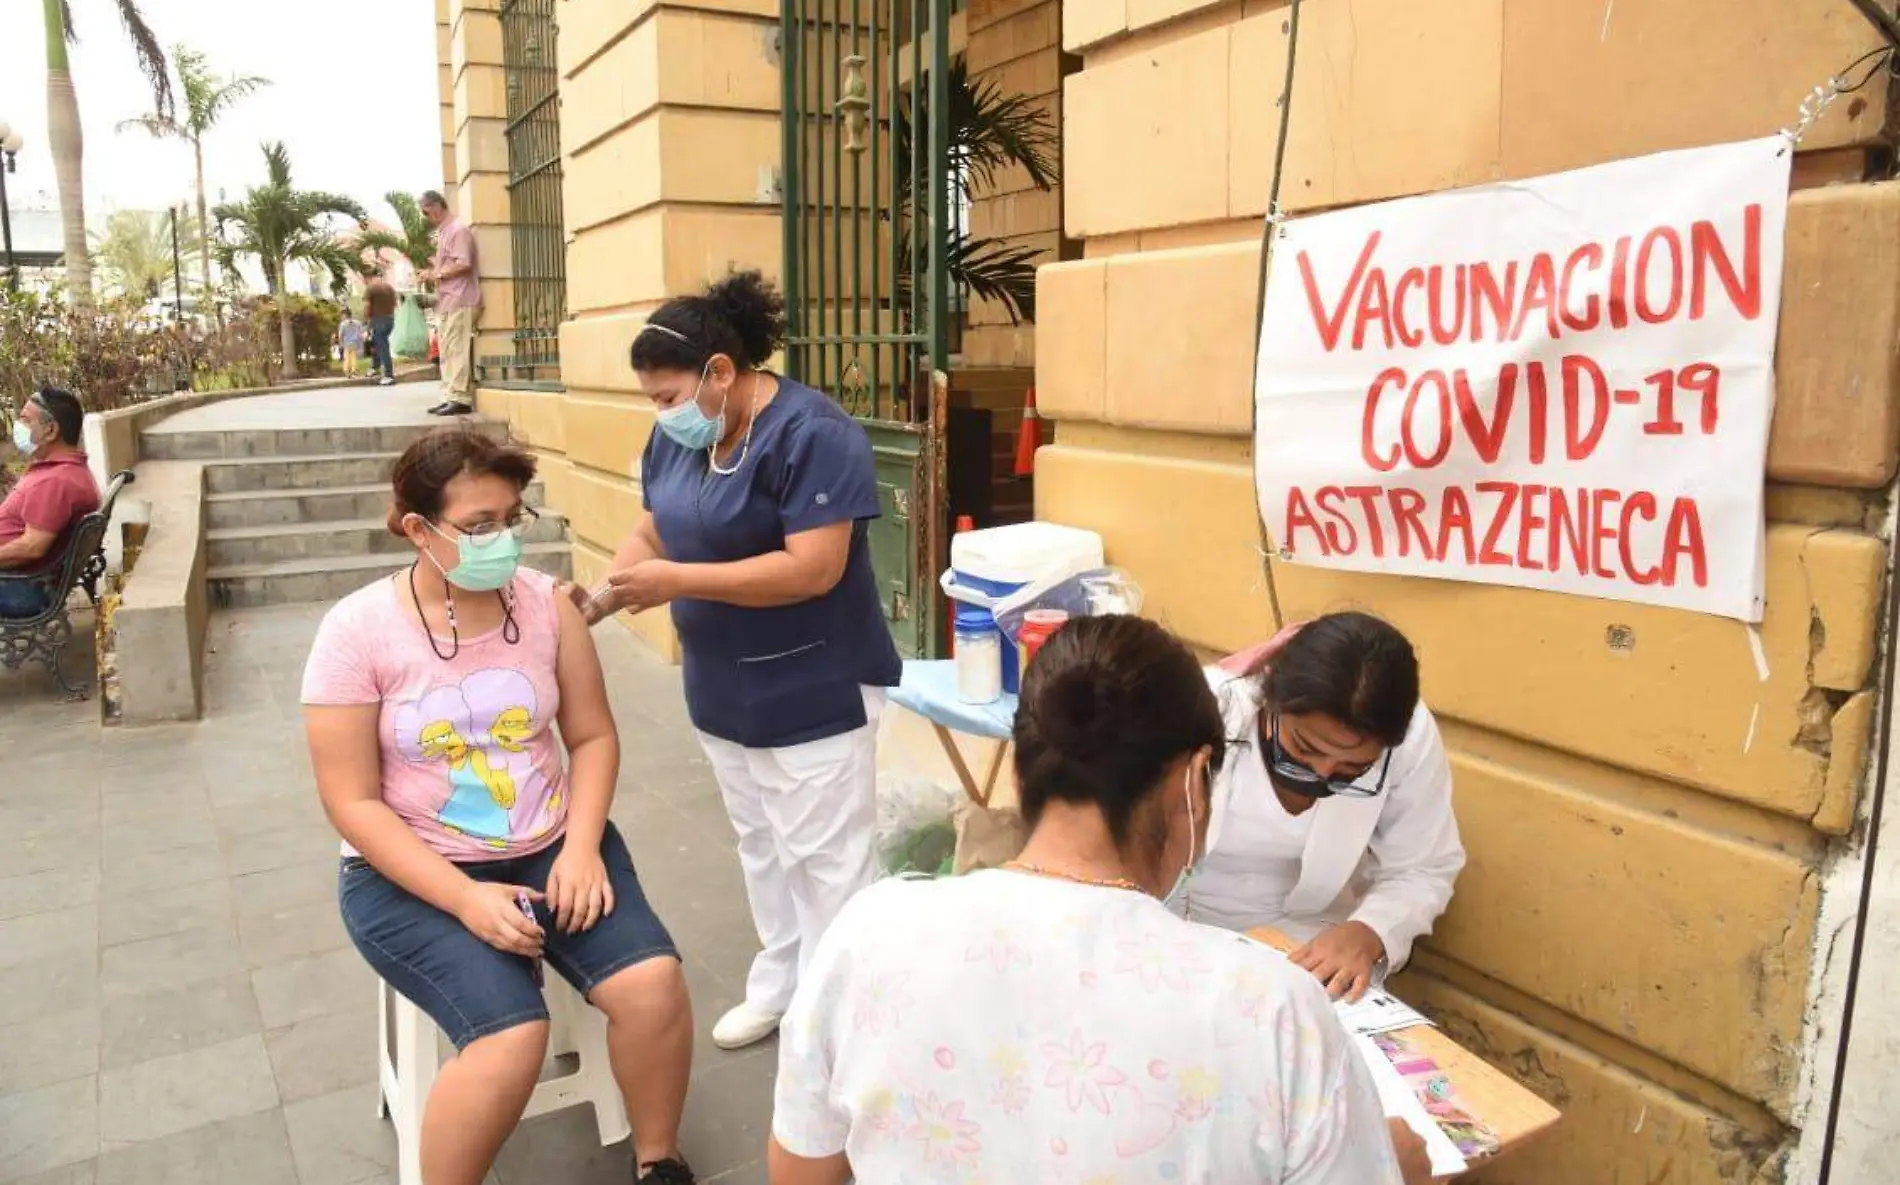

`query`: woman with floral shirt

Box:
[767,615,1427,1184]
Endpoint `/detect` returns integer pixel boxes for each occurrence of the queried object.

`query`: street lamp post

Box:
[169,204,184,322]
[0,121,23,293]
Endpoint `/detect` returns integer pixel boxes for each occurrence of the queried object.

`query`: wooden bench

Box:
[0,469,134,698]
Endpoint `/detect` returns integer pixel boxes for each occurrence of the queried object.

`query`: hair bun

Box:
[1035,664,1127,758]
[705,270,788,368]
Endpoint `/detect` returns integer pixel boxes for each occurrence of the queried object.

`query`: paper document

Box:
[1353,1033,1469,1177]
[1334,987,1431,1037]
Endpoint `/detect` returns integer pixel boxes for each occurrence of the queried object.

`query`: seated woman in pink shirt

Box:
[301,427,696,1185]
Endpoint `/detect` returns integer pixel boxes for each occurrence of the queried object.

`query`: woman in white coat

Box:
[1184,612,1464,1002]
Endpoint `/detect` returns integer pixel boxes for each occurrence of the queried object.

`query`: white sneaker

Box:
[711,1001,783,1050]
[379,376,395,386]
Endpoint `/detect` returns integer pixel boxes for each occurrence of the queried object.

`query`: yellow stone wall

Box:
[449,0,515,360]
[451,0,785,660]
[436,0,457,207]
[1043,2,1894,1181]
[962,0,1067,370]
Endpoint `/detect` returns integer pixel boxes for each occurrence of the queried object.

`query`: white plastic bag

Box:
[874,773,961,878]
[991,567,1146,644]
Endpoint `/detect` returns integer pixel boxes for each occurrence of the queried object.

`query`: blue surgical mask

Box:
[11,420,37,455]
[656,364,724,450]
[428,523,522,592]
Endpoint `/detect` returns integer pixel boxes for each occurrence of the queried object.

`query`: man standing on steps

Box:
[418,190,480,417]
[363,271,398,388]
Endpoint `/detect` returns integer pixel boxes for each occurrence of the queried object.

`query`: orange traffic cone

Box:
[1013,387,1041,477]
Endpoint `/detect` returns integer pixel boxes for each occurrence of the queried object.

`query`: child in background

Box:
[338,310,367,377]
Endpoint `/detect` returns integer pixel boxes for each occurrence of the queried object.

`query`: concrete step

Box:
[208,543,573,609]
[141,418,505,461]
[207,511,570,569]
[206,480,549,530]
[204,452,401,494]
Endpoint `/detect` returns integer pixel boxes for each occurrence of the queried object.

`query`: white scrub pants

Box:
[695,687,884,1014]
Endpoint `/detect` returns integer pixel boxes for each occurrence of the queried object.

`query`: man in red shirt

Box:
[0,387,101,618]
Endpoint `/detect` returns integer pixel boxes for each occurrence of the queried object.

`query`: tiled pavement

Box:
[0,602,776,1184]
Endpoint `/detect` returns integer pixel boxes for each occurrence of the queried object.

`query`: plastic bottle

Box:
[954,604,1003,704]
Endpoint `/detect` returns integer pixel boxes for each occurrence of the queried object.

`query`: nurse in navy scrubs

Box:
[575,271,902,1052]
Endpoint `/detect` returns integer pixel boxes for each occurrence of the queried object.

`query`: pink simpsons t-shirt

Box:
[301,568,569,862]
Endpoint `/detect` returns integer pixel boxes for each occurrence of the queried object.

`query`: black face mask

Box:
[1261,712,1391,800]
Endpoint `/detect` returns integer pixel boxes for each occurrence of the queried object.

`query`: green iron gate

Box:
[495,0,564,383]
[780,0,956,659]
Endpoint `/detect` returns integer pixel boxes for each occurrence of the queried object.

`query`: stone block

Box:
[1034,260,1107,421]
[449,7,503,74]
[1499,0,1887,180]
[562,465,645,558]
[1400,974,1784,1185]
[561,313,653,396]
[563,8,779,154]
[1063,21,1230,237]
[968,2,1060,72]
[563,395,656,483]
[569,210,668,314]
[456,172,511,226]
[1771,182,1900,488]
[1433,739,1815,1105]
[1126,0,1229,35]
[1034,436,1274,648]
[1103,242,1257,433]
[118,462,207,726]
[1228,2,1503,220]
[1063,0,1128,53]
[453,62,508,125]
[505,386,569,454]
[454,116,509,182]
[660,206,783,295]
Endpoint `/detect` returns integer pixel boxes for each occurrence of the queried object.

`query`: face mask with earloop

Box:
[11,419,38,455]
[424,521,523,592]
[1163,757,1214,909]
[655,361,724,450]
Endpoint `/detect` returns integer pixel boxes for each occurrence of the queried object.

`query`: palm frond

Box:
[949,62,1059,197]
[290,190,368,225]
[261,141,293,189]
[197,75,269,128]
[893,225,1041,326]
[384,191,434,247]
[113,0,173,117]
[116,113,186,140]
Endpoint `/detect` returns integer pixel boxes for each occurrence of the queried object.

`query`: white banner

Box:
[1254,137,1790,622]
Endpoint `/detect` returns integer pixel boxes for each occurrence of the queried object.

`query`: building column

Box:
[450,0,516,366]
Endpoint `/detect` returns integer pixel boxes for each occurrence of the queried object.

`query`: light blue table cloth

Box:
[890,659,1019,740]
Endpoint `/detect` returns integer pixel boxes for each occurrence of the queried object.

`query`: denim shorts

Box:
[338,821,679,1050]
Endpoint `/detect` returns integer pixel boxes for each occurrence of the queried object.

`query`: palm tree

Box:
[92,207,204,303]
[353,191,436,277]
[892,54,1060,325]
[118,45,270,325]
[212,143,365,380]
[43,0,172,308]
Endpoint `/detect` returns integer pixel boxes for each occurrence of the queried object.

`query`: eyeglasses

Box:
[1264,712,1390,799]
[442,505,539,546]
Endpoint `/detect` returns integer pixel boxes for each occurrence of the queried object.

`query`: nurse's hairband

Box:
[638,322,692,346]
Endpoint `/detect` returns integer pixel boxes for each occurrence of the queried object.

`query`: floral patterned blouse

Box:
[773,870,1403,1183]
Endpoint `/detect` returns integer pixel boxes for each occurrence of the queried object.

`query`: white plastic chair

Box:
[375,972,631,1185]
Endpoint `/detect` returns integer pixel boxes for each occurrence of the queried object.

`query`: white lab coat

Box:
[1185,666,1465,971]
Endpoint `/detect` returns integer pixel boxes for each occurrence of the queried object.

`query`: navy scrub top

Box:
[642,376,902,750]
